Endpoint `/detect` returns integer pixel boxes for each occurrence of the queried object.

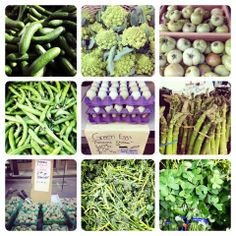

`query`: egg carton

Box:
[87,107,152,124]
[84,81,154,107]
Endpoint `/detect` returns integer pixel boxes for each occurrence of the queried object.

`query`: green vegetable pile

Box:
[81,5,155,76]
[5,81,77,155]
[160,85,231,154]
[160,160,231,231]
[82,160,155,231]
[5,5,76,76]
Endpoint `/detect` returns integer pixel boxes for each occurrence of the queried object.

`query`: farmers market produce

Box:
[160,6,230,33]
[43,224,68,231]
[82,160,155,231]
[160,36,231,76]
[43,203,65,223]
[13,225,37,231]
[84,81,154,124]
[160,84,231,154]
[15,210,38,224]
[5,81,77,155]
[160,160,231,231]
[81,5,155,76]
[5,5,77,76]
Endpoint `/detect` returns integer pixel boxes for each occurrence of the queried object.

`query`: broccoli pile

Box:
[81,5,155,77]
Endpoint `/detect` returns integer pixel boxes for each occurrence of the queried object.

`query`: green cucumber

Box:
[19,22,43,54]
[26,47,61,76]
[5,16,25,29]
[32,26,65,43]
[58,57,76,76]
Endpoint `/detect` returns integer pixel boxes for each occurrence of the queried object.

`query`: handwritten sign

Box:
[85,123,149,155]
[34,160,51,192]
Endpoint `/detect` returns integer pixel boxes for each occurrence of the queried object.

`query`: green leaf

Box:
[196,185,208,199]
[214,203,223,211]
[160,185,169,197]
[208,195,219,205]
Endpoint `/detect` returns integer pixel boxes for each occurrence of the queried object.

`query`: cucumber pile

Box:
[5,5,77,76]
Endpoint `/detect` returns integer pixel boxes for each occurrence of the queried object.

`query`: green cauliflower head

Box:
[101,6,129,29]
[113,54,136,76]
[95,29,118,50]
[122,26,147,49]
[82,50,106,76]
[136,54,154,76]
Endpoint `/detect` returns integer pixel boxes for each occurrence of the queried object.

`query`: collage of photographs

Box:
[3,1,233,234]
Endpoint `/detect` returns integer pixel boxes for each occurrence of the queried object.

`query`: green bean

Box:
[8,127,16,151]
[16,115,28,147]
[8,144,32,155]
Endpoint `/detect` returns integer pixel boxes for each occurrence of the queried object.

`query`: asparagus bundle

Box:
[160,86,231,155]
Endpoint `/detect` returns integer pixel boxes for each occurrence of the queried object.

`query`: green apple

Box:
[210,14,224,27]
[222,54,231,71]
[159,53,167,67]
[191,12,203,25]
[167,5,177,12]
[203,72,219,77]
[167,49,183,64]
[183,47,202,66]
[159,24,168,32]
[193,39,207,53]
[205,43,212,54]
[214,64,230,76]
[185,66,200,77]
[211,41,225,54]
[204,19,215,31]
[199,64,212,76]
[177,38,191,51]
[194,7,205,16]
[159,36,176,53]
[164,63,184,77]
[211,8,224,16]
[225,39,231,56]
[182,6,194,19]
[199,54,205,64]
[182,22,196,32]
[196,23,210,32]
[216,24,229,33]
[167,20,183,32]
[169,10,182,21]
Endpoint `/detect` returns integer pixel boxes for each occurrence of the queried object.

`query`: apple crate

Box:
[159,5,231,41]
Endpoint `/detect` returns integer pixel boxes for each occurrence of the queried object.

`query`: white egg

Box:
[138,106,145,113]
[142,91,152,99]
[86,90,96,100]
[109,91,118,100]
[126,105,134,113]
[111,81,119,86]
[105,105,113,112]
[129,81,137,86]
[138,81,146,87]
[109,87,118,92]
[114,105,123,112]
[90,86,98,93]
[93,107,100,113]
[98,90,107,100]
[131,91,141,100]
[130,86,139,92]
[120,91,129,99]
[141,86,150,92]
[92,82,100,87]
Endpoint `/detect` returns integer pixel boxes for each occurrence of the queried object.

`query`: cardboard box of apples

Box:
[159,5,231,77]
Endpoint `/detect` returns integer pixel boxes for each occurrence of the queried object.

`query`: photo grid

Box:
[1,0,234,235]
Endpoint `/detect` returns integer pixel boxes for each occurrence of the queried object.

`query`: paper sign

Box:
[84,123,150,155]
[31,160,53,203]
[34,160,51,192]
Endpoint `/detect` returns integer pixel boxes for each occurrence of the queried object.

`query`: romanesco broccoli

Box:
[95,29,118,50]
[101,6,128,29]
[122,26,147,49]
[82,9,95,24]
[82,50,106,76]
[136,54,154,76]
[113,54,136,76]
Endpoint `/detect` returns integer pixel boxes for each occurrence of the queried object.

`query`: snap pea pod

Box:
[8,144,32,155]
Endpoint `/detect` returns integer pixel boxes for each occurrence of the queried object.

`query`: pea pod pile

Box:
[160,85,231,155]
[5,5,77,76]
[5,81,77,155]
